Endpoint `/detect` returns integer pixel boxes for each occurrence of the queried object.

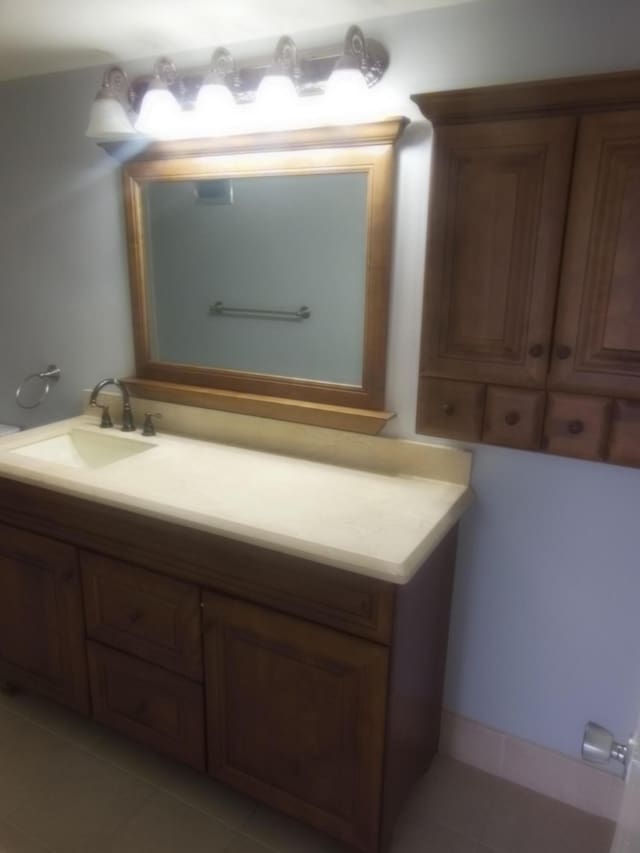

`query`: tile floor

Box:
[0,689,615,853]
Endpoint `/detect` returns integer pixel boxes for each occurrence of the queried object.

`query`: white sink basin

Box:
[11,429,154,470]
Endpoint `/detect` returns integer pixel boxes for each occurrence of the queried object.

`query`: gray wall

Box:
[0,68,133,428]
[1,0,639,761]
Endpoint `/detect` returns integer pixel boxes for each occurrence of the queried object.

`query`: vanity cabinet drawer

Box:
[87,641,205,770]
[417,378,485,441]
[543,393,612,460]
[81,552,202,680]
[483,387,545,450]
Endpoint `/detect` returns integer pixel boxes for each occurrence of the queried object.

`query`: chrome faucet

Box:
[89,378,135,432]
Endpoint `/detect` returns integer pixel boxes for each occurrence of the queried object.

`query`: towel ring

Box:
[16,365,61,409]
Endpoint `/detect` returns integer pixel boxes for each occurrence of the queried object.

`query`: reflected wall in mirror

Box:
[123,121,405,433]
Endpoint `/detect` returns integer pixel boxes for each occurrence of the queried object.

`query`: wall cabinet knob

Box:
[556,344,572,359]
[528,343,544,358]
[568,419,584,435]
[442,402,455,416]
[504,411,520,426]
[129,609,143,624]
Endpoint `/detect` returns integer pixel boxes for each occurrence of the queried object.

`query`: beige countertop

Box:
[0,410,472,584]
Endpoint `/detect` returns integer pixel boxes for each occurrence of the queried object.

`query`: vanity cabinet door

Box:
[203,592,388,853]
[549,110,640,399]
[0,522,89,713]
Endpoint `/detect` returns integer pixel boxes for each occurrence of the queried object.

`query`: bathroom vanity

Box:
[0,413,470,853]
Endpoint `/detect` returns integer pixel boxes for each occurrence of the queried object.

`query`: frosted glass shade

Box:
[255,73,298,110]
[193,81,236,134]
[86,97,136,139]
[135,86,182,138]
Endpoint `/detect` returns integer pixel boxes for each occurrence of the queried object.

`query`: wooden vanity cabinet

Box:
[0,476,459,853]
[0,521,89,713]
[414,71,640,466]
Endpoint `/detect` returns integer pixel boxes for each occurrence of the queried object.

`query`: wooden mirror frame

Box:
[122,119,406,434]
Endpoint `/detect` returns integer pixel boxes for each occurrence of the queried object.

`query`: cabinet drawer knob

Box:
[528,343,544,358]
[442,402,455,416]
[504,411,520,426]
[129,609,143,625]
[568,419,584,435]
[556,344,572,360]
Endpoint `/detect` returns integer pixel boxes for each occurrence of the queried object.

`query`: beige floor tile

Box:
[393,820,480,853]
[74,727,257,829]
[482,777,614,853]
[0,716,69,821]
[0,694,257,831]
[0,821,55,853]
[242,804,350,853]
[5,743,155,853]
[419,756,500,840]
[224,833,278,853]
[97,790,235,853]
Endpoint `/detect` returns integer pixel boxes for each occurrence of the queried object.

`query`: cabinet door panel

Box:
[0,523,89,712]
[203,592,388,853]
[550,110,640,397]
[422,116,575,386]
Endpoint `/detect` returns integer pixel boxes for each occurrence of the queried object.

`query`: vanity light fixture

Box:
[87,26,392,147]
[134,57,182,138]
[85,66,136,139]
[255,36,299,109]
[192,48,237,135]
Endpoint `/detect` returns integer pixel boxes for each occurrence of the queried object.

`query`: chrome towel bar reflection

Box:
[209,301,311,320]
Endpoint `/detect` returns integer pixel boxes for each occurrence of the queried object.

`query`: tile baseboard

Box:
[439,709,624,822]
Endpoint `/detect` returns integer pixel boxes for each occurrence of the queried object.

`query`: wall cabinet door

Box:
[549,110,640,399]
[0,522,89,713]
[203,591,388,853]
[421,116,575,387]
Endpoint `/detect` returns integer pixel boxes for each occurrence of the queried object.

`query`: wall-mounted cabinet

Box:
[414,70,640,467]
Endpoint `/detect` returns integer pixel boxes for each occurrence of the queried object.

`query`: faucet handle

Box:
[142,412,162,436]
[91,401,113,429]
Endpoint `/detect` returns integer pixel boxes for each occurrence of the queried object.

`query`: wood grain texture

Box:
[0,522,89,713]
[0,478,395,645]
[203,591,388,853]
[123,377,395,435]
[413,69,640,125]
[482,386,546,451]
[549,110,640,399]
[82,551,203,680]
[608,399,640,467]
[123,121,404,420]
[543,392,612,461]
[88,641,206,770]
[380,528,458,849]
[420,117,575,388]
[417,377,485,441]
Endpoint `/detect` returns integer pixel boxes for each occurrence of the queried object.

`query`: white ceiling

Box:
[0,0,479,82]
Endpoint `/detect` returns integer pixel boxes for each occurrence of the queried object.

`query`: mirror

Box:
[123,121,405,433]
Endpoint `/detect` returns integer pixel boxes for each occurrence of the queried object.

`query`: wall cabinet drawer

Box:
[81,552,202,680]
[87,641,205,770]
[417,377,485,441]
[543,393,612,460]
[483,387,545,450]
[608,400,640,467]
